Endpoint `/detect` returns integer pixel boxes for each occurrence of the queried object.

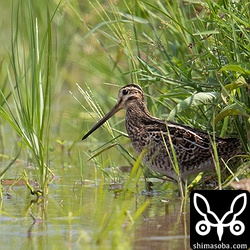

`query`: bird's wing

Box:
[145,120,212,165]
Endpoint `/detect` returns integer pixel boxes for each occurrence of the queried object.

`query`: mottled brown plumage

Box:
[82,84,241,181]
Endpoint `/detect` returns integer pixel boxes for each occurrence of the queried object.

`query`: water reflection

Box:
[134,198,190,250]
[0,155,191,249]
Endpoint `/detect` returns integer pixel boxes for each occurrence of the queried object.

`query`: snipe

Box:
[82,84,241,181]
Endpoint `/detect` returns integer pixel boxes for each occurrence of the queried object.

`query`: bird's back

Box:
[125,109,241,180]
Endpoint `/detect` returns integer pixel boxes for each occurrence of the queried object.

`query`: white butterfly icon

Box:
[193,193,247,241]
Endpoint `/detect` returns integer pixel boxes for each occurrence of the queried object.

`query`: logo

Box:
[190,190,250,250]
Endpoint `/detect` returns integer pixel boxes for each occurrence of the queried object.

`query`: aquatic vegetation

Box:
[0,1,57,189]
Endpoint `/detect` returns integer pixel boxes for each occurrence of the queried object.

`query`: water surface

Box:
[0,163,190,249]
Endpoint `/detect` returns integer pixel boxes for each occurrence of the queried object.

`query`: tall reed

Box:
[0,1,57,189]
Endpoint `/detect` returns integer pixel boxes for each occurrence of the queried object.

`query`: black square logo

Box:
[190,190,250,250]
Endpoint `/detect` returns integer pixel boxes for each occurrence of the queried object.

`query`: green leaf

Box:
[192,30,220,36]
[220,63,250,75]
[215,103,250,123]
[224,76,248,92]
[168,92,220,119]
[118,12,149,24]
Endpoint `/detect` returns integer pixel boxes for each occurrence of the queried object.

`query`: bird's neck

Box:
[125,100,153,120]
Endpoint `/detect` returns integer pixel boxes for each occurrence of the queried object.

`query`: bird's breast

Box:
[125,118,150,154]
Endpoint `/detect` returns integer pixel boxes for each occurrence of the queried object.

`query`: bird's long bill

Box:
[82,102,122,140]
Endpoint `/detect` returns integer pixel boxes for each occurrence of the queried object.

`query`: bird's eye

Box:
[122,89,129,95]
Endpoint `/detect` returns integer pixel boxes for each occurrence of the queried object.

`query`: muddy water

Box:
[134,200,190,250]
[0,164,190,249]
